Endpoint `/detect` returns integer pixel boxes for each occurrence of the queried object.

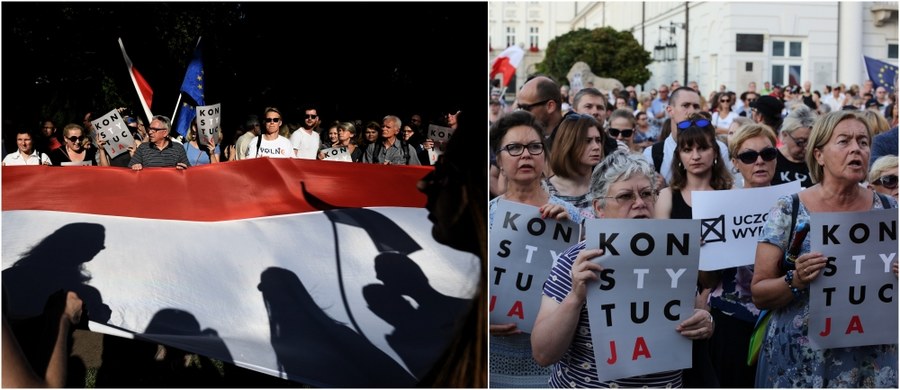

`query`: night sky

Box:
[2,2,488,141]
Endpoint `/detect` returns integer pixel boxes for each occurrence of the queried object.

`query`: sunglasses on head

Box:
[264,118,281,123]
[608,128,634,138]
[736,147,778,164]
[67,135,86,142]
[873,174,898,189]
[676,118,711,129]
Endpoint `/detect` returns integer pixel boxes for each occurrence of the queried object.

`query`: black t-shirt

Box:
[771,150,812,188]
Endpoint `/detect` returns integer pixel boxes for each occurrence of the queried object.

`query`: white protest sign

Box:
[427,124,454,154]
[808,209,898,349]
[196,103,221,146]
[489,199,580,333]
[584,218,699,382]
[692,181,801,270]
[321,146,352,162]
[92,108,134,159]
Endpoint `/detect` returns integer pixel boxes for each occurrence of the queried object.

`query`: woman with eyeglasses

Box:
[712,92,738,137]
[544,113,608,221]
[489,111,580,388]
[49,123,98,166]
[654,113,733,387]
[531,150,715,388]
[772,105,816,188]
[868,155,898,200]
[698,123,779,387]
[751,110,897,387]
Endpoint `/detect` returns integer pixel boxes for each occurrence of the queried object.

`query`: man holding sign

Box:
[531,151,713,387]
[128,115,189,170]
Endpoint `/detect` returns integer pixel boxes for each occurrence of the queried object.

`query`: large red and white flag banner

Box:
[2,159,480,387]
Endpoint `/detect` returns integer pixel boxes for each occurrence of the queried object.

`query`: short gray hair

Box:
[151,115,172,131]
[781,105,816,135]
[383,115,402,130]
[590,150,658,213]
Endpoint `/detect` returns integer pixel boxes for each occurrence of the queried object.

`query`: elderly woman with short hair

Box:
[773,105,817,188]
[868,154,898,200]
[531,150,715,388]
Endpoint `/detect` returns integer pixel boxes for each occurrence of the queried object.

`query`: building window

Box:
[771,64,802,87]
[889,44,898,59]
[529,26,540,51]
[506,26,516,48]
[772,39,802,57]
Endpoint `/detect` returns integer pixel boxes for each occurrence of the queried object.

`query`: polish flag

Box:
[118,38,154,121]
[2,159,479,387]
[490,45,524,87]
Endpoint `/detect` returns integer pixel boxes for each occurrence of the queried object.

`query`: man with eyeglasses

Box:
[515,76,563,141]
[363,115,420,165]
[289,106,321,159]
[248,107,293,159]
[643,87,733,186]
[128,115,189,170]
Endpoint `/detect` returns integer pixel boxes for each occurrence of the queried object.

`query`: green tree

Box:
[536,27,652,87]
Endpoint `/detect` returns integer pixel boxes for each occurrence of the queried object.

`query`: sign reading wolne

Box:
[92,108,134,159]
[489,199,579,333]
[808,209,898,350]
[196,103,221,146]
[584,218,699,382]
[692,181,801,270]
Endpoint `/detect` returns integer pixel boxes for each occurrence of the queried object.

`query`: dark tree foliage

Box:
[536,27,652,88]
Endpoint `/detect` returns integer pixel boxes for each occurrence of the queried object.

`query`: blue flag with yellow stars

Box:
[864,56,897,94]
[174,43,205,138]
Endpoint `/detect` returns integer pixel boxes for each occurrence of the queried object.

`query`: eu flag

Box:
[864,56,897,94]
[174,43,205,138]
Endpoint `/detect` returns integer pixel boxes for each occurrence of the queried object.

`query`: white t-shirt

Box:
[290,128,320,159]
[246,135,293,159]
[2,151,51,166]
[712,111,738,131]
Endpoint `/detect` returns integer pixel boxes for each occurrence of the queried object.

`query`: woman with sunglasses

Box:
[545,113,610,221]
[772,105,816,188]
[654,113,733,387]
[699,123,779,387]
[752,110,897,387]
[50,123,98,166]
[868,155,898,200]
[712,92,738,137]
[489,111,580,388]
[608,109,640,153]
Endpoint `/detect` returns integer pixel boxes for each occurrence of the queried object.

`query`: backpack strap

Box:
[779,193,801,272]
[652,140,665,173]
[255,134,263,158]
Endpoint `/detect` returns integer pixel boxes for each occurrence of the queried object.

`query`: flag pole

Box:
[118,38,153,123]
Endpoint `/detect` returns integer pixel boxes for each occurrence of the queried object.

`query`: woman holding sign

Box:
[489,111,580,388]
[701,123,778,387]
[654,113,732,387]
[751,110,897,387]
[531,150,716,387]
[184,121,220,165]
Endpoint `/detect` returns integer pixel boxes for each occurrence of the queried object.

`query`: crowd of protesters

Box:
[490,72,898,388]
[2,106,461,169]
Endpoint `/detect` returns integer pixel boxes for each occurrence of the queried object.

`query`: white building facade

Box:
[489,2,898,95]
